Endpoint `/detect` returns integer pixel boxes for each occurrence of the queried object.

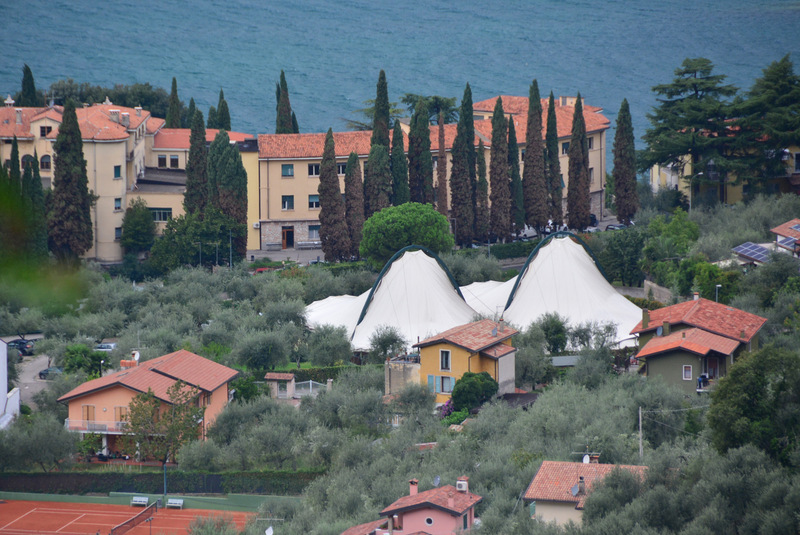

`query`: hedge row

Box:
[488,239,541,260]
[292,364,381,383]
[0,469,324,496]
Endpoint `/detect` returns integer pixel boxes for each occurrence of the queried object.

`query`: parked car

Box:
[94,343,117,352]
[605,223,628,231]
[8,338,35,356]
[39,366,63,380]
[590,213,598,227]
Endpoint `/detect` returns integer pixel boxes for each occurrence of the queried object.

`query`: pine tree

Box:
[184,110,208,216]
[613,99,638,225]
[364,144,392,219]
[216,89,231,131]
[390,121,409,205]
[19,64,40,107]
[185,98,196,129]
[9,136,20,187]
[207,105,217,129]
[436,113,448,216]
[408,100,433,204]
[508,117,524,235]
[48,100,94,264]
[523,80,548,232]
[545,92,562,223]
[276,70,294,134]
[567,93,591,230]
[475,140,489,243]
[207,130,231,210]
[317,129,351,261]
[371,70,390,148]
[166,77,181,128]
[489,98,511,242]
[449,83,475,246]
[21,150,48,260]
[344,152,365,257]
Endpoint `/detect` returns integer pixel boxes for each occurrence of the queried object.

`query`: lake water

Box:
[3,0,799,157]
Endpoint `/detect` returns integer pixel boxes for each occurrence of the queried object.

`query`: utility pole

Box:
[229,229,233,269]
[639,406,643,460]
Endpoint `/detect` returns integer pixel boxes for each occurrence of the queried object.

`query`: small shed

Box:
[264,372,296,399]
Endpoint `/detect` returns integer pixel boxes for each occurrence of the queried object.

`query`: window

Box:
[149,208,172,222]
[337,162,347,175]
[589,167,594,183]
[562,142,570,155]
[795,154,800,173]
[282,195,294,210]
[587,136,593,150]
[170,155,179,169]
[521,149,526,160]
[158,155,166,168]
[114,227,122,241]
[432,156,438,171]
[308,163,320,177]
[425,518,434,526]
[114,165,121,179]
[114,198,122,211]
[40,155,51,170]
[428,374,454,394]
[463,514,469,530]
[114,406,128,423]
[39,125,52,137]
[440,376,454,393]
[282,164,294,177]
[440,349,451,371]
[683,365,692,381]
[308,224,320,240]
[21,155,35,169]
[82,405,95,421]
[308,194,320,209]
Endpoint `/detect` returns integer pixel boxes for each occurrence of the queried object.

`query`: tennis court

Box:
[0,499,253,535]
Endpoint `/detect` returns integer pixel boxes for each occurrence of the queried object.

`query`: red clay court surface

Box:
[0,500,254,535]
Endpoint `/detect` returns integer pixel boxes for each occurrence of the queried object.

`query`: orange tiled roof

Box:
[147,117,165,135]
[524,461,646,509]
[630,298,767,343]
[0,106,46,139]
[771,218,800,240]
[636,327,740,359]
[415,319,518,353]
[340,519,388,535]
[58,350,238,404]
[264,372,295,381]
[154,128,254,149]
[380,484,482,517]
[258,131,373,159]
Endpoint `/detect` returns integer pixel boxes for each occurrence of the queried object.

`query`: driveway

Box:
[16,353,50,407]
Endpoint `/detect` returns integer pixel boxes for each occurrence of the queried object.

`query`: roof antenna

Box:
[433,475,440,487]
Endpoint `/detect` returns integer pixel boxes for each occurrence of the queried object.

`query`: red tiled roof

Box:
[147,117,165,135]
[380,485,482,517]
[264,372,295,381]
[339,519,388,535]
[0,106,46,139]
[258,131,373,159]
[771,218,800,240]
[524,461,646,509]
[58,350,238,404]
[630,298,767,343]
[636,327,740,359]
[154,128,254,149]
[415,319,518,353]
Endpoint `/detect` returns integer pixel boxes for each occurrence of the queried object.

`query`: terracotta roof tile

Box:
[380,485,482,517]
[415,319,518,353]
[147,117,165,135]
[264,372,295,381]
[258,131,372,159]
[154,128,254,149]
[636,327,741,359]
[339,518,388,535]
[524,461,646,509]
[630,298,766,343]
[771,218,800,240]
[0,106,44,139]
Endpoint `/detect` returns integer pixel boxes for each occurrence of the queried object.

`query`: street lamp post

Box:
[715,284,722,302]
[100,360,104,376]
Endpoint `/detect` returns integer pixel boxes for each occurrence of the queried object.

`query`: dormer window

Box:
[40,125,52,137]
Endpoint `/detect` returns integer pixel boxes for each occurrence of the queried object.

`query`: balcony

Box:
[65,419,128,434]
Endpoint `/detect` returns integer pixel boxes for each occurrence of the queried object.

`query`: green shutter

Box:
[427,375,435,393]
[529,501,536,516]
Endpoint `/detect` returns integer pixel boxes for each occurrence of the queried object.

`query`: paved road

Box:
[3,334,49,408]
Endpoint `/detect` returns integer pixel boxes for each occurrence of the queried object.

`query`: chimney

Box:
[740,330,745,339]
[409,479,418,496]
[109,109,120,123]
[589,454,600,464]
[642,309,650,330]
[15,108,22,124]
[4,95,14,107]
[456,476,469,493]
[135,106,142,117]
[693,292,700,301]
[447,491,455,509]
[578,476,585,494]
[662,321,670,336]
[326,378,333,391]
[499,318,505,332]
[121,112,130,127]
[682,331,686,339]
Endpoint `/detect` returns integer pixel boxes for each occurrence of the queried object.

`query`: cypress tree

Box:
[567,93,591,230]
[23,150,48,260]
[523,80,548,232]
[291,111,299,134]
[545,92,562,223]
[166,77,181,128]
[19,64,39,107]
[120,197,156,255]
[318,129,351,261]
[216,138,248,259]
[184,110,208,216]
[390,121,409,205]
[613,98,638,225]
[185,98,196,129]
[9,136,20,187]
[371,70,390,148]
[475,140,489,243]
[276,70,294,134]
[364,144,392,219]
[207,105,218,129]
[436,113,448,216]
[217,89,231,131]
[49,100,94,264]
[207,130,231,210]
[408,100,433,204]
[449,84,475,246]
[489,98,511,242]
[344,152,365,257]
[508,117,524,235]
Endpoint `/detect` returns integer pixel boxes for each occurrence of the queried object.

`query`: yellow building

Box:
[413,319,518,404]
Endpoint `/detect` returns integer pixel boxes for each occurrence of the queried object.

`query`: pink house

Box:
[341,477,482,535]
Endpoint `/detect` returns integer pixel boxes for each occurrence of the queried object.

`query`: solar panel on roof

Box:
[732,242,770,263]
[791,224,800,232]
[778,236,796,248]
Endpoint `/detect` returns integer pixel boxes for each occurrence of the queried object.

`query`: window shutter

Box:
[427,375,435,393]
[435,376,441,393]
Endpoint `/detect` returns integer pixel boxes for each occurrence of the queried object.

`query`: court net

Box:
[109,502,157,535]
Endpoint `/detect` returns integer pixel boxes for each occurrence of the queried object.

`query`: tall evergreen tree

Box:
[291,111,299,134]
[344,152,365,257]
[613,99,638,225]
[120,197,156,255]
[207,130,231,210]
[371,70,390,148]
[489,98,511,242]
[216,89,231,131]
[390,121,409,205]
[317,129,351,261]
[408,100,433,204]
[523,80,548,232]
[48,100,94,264]
[364,144,392,219]
[508,117,524,235]
[276,70,294,134]
[19,64,40,107]
[545,92,563,223]
[21,150,48,260]
[184,110,208,216]
[449,84,475,246]
[436,113,448,216]
[475,140,489,243]
[165,77,181,128]
[9,136,20,187]
[215,136,248,259]
[185,97,196,129]
[567,93,591,230]
[207,105,218,129]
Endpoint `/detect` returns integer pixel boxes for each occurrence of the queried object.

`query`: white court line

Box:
[56,513,85,532]
[0,508,35,530]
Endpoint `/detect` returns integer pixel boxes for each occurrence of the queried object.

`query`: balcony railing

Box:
[64,419,128,434]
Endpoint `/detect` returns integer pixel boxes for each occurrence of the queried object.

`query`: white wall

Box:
[0,343,21,429]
